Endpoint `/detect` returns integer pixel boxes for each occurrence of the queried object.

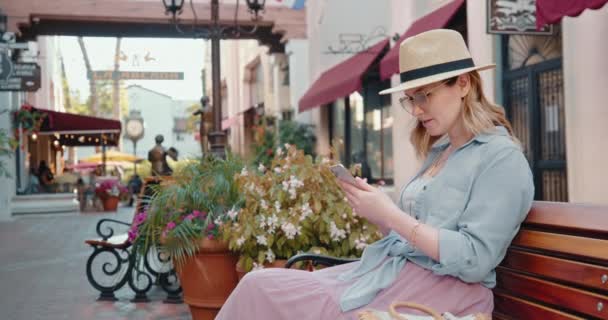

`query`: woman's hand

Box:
[338,177,400,230]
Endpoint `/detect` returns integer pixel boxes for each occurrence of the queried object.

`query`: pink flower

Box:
[184,214,195,221]
[207,234,214,240]
[206,222,216,231]
[128,229,138,242]
[166,221,176,230]
[192,210,201,218]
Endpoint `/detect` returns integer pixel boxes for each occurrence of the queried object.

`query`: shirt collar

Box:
[431,126,508,151]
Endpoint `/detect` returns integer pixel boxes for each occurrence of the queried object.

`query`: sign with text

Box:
[88,71,185,80]
[0,63,41,92]
[487,0,553,35]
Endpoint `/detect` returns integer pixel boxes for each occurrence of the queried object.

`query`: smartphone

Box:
[329,164,358,186]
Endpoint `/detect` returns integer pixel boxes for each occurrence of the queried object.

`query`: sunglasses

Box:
[398,80,449,115]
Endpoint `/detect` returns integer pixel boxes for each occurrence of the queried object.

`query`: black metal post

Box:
[102,144,107,176]
[206,0,227,159]
[133,140,137,174]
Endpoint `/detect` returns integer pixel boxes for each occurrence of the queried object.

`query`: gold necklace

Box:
[425,145,453,177]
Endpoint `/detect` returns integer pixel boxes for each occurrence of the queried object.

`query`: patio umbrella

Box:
[80,150,143,163]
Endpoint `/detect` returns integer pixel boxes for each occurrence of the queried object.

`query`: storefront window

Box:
[329,88,394,185]
[330,99,346,162]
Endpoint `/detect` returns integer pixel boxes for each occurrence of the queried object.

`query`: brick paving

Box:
[0,206,191,320]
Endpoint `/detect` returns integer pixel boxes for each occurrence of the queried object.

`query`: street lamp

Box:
[124,110,145,174]
[245,0,266,19]
[162,0,185,21]
[162,0,265,159]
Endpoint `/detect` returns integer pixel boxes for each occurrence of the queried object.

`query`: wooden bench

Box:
[286,201,608,319]
[84,176,182,303]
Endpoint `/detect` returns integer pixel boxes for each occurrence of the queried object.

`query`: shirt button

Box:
[466,259,473,265]
[423,186,427,190]
[415,215,419,220]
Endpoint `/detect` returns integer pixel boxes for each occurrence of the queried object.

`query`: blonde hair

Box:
[410,71,515,158]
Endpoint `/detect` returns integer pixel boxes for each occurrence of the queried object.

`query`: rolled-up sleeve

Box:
[431,147,534,284]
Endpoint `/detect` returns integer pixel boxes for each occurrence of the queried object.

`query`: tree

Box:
[77,37,98,116]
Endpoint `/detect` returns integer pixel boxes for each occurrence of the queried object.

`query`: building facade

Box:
[296,0,608,205]
[124,85,200,160]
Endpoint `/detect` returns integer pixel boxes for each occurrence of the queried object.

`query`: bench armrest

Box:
[285,253,359,269]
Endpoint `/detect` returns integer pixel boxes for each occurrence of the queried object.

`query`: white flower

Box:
[281,222,301,240]
[258,163,266,172]
[265,249,275,263]
[329,221,347,242]
[274,201,281,212]
[227,208,239,220]
[274,167,282,174]
[241,167,248,176]
[313,249,321,254]
[342,214,347,219]
[282,181,290,191]
[252,262,264,271]
[236,236,246,247]
[256,235,268,246]
[267,214,279,230]
[299,202,313,221]
[321,158,330,164]
[214,217,223,226]
[276,147,283,157]
[355,239,368,250]
[284,143,291,149]
[260,199,268,210]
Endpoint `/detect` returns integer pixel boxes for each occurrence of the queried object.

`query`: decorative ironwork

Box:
[85,218,183,303]
[95,218,133,241]
[324,26,388,55]
[507,28,562,70]
[85,246,132,301]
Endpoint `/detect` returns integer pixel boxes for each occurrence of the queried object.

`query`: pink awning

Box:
[298,38,389,112]
[379,0,465,80]
[536,0,608,30]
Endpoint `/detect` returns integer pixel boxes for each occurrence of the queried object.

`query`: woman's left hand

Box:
[338,177,400,229]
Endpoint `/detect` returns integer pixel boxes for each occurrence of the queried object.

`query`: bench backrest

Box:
[493,201,608,320]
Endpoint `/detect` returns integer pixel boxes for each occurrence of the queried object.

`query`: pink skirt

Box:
[216,261,493,319]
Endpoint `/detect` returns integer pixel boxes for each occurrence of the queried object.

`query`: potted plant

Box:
[95,179,128,211]
[136,153,245,320]
[222,144,382,278]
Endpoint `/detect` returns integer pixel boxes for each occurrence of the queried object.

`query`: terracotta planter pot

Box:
[235,259,288,281]
[102,196,120,211]
[176,238,239,320]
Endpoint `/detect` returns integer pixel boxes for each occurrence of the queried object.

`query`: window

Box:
[329,82,394,185]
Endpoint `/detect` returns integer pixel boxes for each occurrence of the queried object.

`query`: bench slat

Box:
[494,292,584,320]
[525,201,608,236]
[496,269,608,319]
[501,249,608,292]
[512,229,608,262]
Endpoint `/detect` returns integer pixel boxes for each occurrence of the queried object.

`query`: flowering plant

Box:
[135,153,245,267]
[95,179,128,200]
[12,104,46,142]
[222,144,382,272]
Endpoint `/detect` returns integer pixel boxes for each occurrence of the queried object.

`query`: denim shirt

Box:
[338,126,535,312]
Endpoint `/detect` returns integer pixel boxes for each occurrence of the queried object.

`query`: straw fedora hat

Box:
[379,29,495,95]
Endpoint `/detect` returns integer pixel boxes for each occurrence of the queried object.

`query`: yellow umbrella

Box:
[81,150,143,163]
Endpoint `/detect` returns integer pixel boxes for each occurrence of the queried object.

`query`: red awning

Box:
[536,0,608,30]
[29,106,122,146]
[379,0,465,80]
[298,38,389,112]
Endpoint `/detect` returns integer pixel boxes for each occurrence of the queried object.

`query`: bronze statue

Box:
[148,135,178,176]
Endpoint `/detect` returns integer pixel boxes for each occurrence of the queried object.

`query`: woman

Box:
[216,29,534,319]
